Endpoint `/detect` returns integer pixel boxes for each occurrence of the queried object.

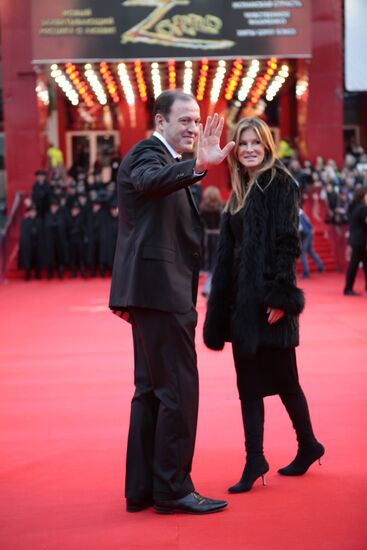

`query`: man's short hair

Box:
[153,89,197,121]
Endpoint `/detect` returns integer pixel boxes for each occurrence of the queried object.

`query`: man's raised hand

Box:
[195,113,235,173]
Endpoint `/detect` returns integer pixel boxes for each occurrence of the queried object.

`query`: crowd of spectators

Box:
[18,139,367,287]
[285,142,367,225]
[284,139,367,292]
[18,168,118,280]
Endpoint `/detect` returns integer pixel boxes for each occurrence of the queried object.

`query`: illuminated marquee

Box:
[31,0,311,62]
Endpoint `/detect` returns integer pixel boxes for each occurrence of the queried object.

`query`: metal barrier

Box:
[0,193,25,282]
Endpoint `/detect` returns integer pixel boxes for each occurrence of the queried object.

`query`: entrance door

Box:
[66,131,119,181]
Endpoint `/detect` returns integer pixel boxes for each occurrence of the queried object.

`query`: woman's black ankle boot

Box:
[278,442,325,476]
[228,455,269,492]
[279,390,324,476]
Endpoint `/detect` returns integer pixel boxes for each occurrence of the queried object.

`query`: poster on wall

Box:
[31,0,311,63]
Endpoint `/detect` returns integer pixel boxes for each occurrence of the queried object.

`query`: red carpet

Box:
[0,272,366,549]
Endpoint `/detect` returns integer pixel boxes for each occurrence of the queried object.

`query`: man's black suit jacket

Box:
[109,136,205,314]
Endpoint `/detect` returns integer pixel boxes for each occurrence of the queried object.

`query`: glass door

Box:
[67,132,91,174]
[66,131,119,180]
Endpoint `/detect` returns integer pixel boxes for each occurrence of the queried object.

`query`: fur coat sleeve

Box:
[263,177,305,315]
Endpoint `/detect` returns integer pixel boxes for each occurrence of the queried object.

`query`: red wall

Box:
[304,0,344,165]
[2,0,43,211]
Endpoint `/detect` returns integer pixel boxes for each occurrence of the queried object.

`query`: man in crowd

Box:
[31,170,51,218]
[299,207,324,278]
[109,89,234,515]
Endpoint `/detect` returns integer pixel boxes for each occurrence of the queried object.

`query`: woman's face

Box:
[237,128,265,173]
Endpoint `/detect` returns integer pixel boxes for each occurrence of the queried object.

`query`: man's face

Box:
[155,98,201,154]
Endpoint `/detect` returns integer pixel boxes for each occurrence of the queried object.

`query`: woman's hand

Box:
[267,307,285,324]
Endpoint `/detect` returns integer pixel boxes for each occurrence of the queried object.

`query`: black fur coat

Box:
[203,166,305,356]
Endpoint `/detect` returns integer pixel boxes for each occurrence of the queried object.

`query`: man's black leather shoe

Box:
[154,492,228,515]
[126,497,154,512]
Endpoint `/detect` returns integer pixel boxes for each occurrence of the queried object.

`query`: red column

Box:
[279,70,297,143]
[296,59,310,160]
[1,0,43,210]
[303,0,344,165]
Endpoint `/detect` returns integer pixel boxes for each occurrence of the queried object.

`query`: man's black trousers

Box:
[126,306,198,501]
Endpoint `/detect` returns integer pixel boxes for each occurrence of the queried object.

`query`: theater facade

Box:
[2,0,361,209]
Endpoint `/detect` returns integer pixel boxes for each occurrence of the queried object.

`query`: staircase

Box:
[296,228,337,273]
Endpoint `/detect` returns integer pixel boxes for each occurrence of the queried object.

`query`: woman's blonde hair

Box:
[226,117,279,213]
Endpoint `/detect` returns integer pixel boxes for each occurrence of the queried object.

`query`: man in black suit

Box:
[109,90,234,514]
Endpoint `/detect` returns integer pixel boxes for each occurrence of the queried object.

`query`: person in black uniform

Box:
[343,188,367,295]
[18,203,43,280]
[44,198,68,279]
[66,201,86,278]
[204,117,324,493]
[110,148,122,183]
[109,89,234,515]
[87,197,108,277]
[31,170,51,218]
[100,199,118,274]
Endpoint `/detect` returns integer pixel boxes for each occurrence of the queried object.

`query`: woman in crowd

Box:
[204,117,324,493]
[343,187,367,296]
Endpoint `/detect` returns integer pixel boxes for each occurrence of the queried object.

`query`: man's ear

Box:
[155,113,164,131]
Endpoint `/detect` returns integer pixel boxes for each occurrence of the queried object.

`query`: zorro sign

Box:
[31,0,311,62]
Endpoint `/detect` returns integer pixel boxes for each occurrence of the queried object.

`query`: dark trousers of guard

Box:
[90,240,103,276]
[69,241,85,277]
[126,307,198,502]
[26,243,41,279]
[48,237,65,278]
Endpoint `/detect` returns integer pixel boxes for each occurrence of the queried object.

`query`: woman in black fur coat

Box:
[203,118,324,492]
